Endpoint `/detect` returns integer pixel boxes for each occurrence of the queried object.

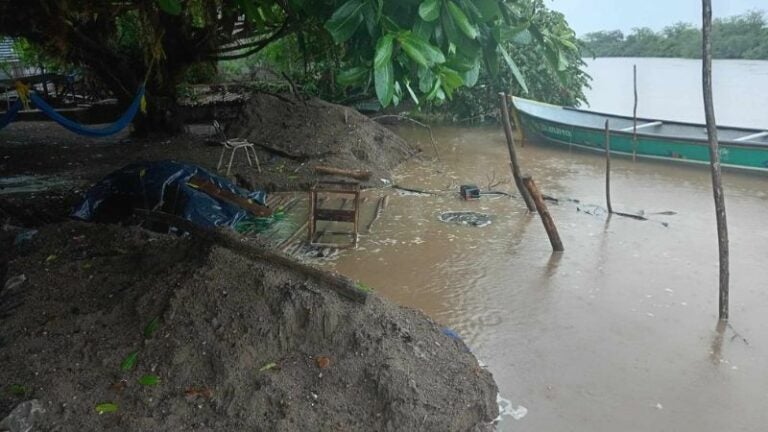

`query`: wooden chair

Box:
[213,120,261,175]
[308,181,360,249]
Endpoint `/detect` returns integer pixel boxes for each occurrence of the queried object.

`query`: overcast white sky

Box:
[547,0,766,35]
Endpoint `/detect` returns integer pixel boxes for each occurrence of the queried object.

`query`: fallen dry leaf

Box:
[110,380,127,393]
[315,356,331,369]
[184,386,213,399]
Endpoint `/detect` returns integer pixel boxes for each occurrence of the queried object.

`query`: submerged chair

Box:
[213,120,261,175]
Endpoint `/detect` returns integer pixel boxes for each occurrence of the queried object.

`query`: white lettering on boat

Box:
[539,122,573,140]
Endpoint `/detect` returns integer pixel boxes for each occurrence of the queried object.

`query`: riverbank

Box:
[0,95,499,431]
[0,221,498,431]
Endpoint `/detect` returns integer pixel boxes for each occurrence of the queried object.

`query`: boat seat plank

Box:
[620,121,663,132]
[734,131,768,142]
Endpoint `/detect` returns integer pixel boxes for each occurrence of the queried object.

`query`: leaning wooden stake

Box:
[522,176,564,252]
[499,92,536,212]
[632,64,638,161]
[604,120,613,214]
[702,0,730,320]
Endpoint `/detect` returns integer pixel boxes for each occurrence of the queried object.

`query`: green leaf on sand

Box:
[9,384,28,396]
[144,317,160,338]
[259,362,278,372]
[121,351,138,371]
[355,282,374,293]
[95,402,118,414]
[138,375,160,386]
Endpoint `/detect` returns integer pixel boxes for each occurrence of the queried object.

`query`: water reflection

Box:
[331,124,768,431]
[709,320,727,366]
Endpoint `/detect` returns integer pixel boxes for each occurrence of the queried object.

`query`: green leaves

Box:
[397,32,445,67]
[437,66,463,98]
[337,67,370,86]
[374,34,394,69]
[473,0,502,22]
[156,0,181,15]
[446,1,478,40]
[144,317,160,339]
[138,375,160,386]
[95,403,118,415]
[418,0,440,22]
[318,0,581,109]
[121,352,138,371]
[325,0,366,43]
[374,61,394,107]
[8,384,29,397]
[500,45,529,94]
[259,362,278,372]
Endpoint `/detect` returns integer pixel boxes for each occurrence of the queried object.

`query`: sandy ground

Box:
[0,95,499,431]
[0,222,498,431]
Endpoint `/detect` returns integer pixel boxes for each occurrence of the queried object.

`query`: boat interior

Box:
[513,97,768,145]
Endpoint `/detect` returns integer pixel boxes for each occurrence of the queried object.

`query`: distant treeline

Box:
[581,11,768,59]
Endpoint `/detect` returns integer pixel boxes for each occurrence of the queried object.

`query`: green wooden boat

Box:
[512,96,768,172]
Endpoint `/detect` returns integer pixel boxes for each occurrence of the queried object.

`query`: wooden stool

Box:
[308,181,360,248]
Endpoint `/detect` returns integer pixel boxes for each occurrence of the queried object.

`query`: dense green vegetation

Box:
[219,0,590,119]
[1,0,589,130]
[582,11,768,59]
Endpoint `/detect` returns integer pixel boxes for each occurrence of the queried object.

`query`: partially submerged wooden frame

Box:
[309,181,360,248]
[188,175,272,217]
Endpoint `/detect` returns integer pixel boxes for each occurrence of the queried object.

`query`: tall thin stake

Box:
[499,92,536,212]
[604,120,613,214]
[632,64,638,161]
[702,0,730,320]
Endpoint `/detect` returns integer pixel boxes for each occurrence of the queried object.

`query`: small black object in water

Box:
[460,185,480,200]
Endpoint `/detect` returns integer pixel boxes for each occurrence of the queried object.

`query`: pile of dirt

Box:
[0,93,420,192]
[228,93,418,186]
[0,222,498,431]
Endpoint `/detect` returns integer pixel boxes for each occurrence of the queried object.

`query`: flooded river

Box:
[329,58,768,431]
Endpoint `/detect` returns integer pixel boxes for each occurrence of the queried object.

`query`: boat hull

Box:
[514,101,768,172]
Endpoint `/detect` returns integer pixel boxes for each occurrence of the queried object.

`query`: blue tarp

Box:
[72,160,267,229]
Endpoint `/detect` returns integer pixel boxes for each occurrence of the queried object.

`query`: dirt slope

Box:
[0,222,498,431]
[228,93,418,187]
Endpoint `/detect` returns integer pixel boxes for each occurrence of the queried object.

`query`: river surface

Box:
[328,58,768,431]
[583,57,768,128]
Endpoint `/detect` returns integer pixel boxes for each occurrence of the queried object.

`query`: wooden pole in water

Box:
[499,92,536,212]
[522,175,564,252]
[632,64,638,161]
[604,120,613,214]
[506,94,524,147]
[702,0,730,320]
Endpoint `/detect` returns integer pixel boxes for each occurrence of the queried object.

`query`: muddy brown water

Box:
[324,123,768,431]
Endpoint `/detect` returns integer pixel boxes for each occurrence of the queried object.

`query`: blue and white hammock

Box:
[0,86,145,137]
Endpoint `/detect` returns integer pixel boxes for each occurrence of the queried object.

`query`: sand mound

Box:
[0,222,497,431]
[228,94,418,185]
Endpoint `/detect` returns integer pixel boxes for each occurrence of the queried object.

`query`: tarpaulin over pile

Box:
[72,160,267,229]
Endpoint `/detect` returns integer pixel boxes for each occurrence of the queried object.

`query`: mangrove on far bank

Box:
[581,10,768,60]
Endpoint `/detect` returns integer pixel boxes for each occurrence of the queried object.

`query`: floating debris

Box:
[438,211,492,228]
